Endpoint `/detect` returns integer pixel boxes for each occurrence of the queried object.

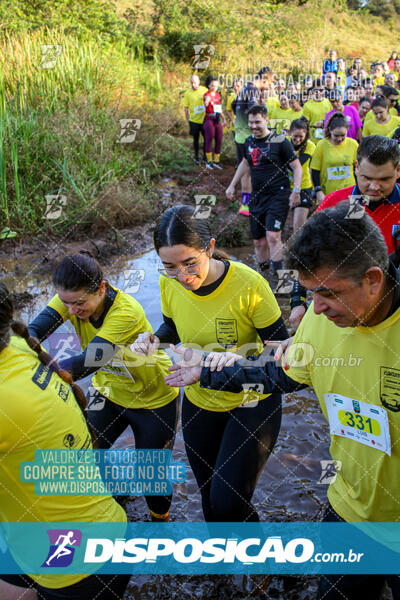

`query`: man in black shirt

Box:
[231,66,273,216]
[226,104,302,274]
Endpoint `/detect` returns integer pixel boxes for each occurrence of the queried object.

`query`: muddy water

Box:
[7,247,335,599]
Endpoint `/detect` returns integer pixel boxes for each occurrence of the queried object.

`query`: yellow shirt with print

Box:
[285,301,400,523]
[363,114,400,138]
[160,261,281,411]
[303,98,333,143]
[0,336,126,589]
[310,137,357,195]
[183,85,208,124]
[48,285,178,409]
[269,107,301,134]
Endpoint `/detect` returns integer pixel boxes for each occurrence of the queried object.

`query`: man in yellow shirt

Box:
[303,79,332,144]
[170,202,400,600]
[269,92,297,134]
[183,74,208,164]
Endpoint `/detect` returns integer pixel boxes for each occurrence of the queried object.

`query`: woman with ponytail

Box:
[289,117,316,231]
[132,205,288,523]
[29,251,179,523]
[310,112,358,203]
[0,282,130,600]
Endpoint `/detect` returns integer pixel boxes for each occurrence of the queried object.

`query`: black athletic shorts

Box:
[189,121,203,136]
[249,190,290,238]
[298,187,313,208]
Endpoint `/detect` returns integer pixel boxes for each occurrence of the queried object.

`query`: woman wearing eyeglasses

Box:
[28,251,179,522]
[131,205,288,522]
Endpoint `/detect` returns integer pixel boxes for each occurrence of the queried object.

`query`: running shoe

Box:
[205,162,215,170]
[212,162,223,170]
[195,158,200,165]
[238,203,250,216]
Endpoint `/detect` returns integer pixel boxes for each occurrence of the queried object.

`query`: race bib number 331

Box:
[324,393,391,456]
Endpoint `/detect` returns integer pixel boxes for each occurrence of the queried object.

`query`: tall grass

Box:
[0,29,181,237]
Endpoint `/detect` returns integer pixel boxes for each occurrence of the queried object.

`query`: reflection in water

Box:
[7,248,333,598]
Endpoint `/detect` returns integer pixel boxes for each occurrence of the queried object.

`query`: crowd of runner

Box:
[1,50,400,600]
[184,49,400,172]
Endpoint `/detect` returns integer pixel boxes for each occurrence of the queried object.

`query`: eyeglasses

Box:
[158,249,206,278]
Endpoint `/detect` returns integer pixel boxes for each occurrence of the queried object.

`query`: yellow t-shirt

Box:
[373,76,385,89]
[365,106,398,122]
[226,91,235,112]
[160,261,282,411]
[390,71,399,80]
[0,336,126,588]
[363,114,400,137]
[226,91,236,131]
[337,71,346,89]
[310,137,358,195]
[289,139,315,190]
[48,284,178,409]
[266,96,280,114]
[285,301,400,523]
[303,98,333,143]
[183,86,208,124]
[269,107,300,134]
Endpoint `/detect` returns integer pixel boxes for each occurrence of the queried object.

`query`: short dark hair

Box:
[205,74,218,88]
[386,85,399,97]
[284,202,389,281]
[357,135,400,167]
[359,96,372,106]
[248,104,268,118]
[372,96,389,110]
[378,84,396,98]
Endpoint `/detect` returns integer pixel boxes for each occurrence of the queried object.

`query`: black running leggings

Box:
[181,393,282,522]
[87,390,179,517]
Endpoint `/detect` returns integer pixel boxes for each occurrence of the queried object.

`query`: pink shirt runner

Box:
[324,105,362,140]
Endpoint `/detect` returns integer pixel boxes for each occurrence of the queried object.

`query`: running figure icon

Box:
[45,531,77,566]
